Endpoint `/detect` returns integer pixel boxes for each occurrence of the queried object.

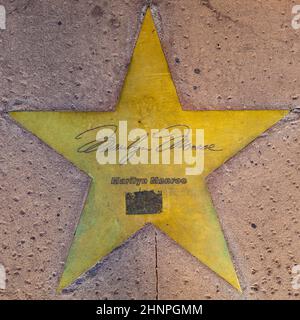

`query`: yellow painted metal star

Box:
[10,9,287,292]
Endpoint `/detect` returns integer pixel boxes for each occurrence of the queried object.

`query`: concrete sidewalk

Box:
[0,0,299,300]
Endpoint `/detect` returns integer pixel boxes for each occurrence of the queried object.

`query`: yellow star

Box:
[10,9,287,292]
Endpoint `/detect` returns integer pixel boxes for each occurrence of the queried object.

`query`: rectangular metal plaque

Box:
[126,190,162,215]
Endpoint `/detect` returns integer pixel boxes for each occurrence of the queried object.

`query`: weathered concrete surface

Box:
[61,224,157,300]
[0,115,89,299]
[207,112,300,299]
[0,0,145,111]
[0,0,300,300]
[0,0,299,111]
[155,0,300,109]
[156,230,241,300]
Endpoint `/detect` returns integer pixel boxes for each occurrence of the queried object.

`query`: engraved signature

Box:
[75,124,222,155]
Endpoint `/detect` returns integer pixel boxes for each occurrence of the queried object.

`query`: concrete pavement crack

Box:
[201,0,238,23]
